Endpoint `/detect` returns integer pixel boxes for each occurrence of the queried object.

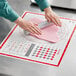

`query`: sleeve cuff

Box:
[35,0,50,11]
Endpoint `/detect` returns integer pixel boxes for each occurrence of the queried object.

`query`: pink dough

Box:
[29,18,59,43]
[29,17,44,24]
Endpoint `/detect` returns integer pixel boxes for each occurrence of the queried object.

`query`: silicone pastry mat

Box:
[0,11,76,67]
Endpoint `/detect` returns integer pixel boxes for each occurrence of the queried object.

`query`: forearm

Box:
[0,1,19,22]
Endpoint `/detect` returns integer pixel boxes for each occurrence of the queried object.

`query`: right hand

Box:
[44,7,62,27]
[15,17,42,35]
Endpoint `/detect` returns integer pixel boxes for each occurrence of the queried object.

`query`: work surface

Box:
[0,0,76,76]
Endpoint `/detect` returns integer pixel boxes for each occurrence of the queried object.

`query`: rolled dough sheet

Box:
[29,17,44,24]
[29,18,59,43]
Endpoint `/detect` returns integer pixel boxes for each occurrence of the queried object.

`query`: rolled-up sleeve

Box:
[35,0,50,11]
[0,1,19,22]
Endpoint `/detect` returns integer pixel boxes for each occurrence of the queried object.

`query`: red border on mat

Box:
[0,11,76,67]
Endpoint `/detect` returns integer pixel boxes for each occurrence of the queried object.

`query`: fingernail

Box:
[39,32,42,35]
[59,25,62,27]
[39,32,41,35]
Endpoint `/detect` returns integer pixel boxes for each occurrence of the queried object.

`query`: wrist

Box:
[14,17,26,27]
[44,7,53,13]
[15,17,23,23]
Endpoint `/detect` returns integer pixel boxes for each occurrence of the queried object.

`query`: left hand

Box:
[44,7,62,27]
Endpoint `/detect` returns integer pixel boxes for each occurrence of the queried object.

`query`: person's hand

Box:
[15,17,42,35]
[44,7,62,27]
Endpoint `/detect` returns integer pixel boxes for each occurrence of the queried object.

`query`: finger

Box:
[27,28,35,34]
[46,14,57,26]
[51,14,62,26]
[31,23,42,34]
[26,22,41,35]
[52,14,61,26]
[49,16,58,26]
[30,26,42,35]
[54,16,62,26]
[52,17,59,26]
[33,25,42,35]
[46,16,50,22]
[26,26,37,34]
[30,27,40,35]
